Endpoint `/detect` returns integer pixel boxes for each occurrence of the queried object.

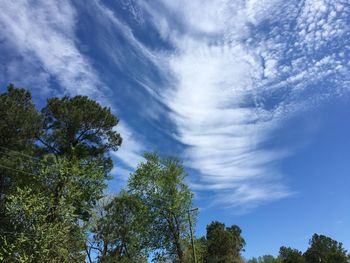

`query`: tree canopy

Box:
[0,84,41,197]
[39,95,122,169]
[303,234,350,263]
[205,221,245,263]
[279,247,305,263]
[128,153,195,262]
[92,191,149,262]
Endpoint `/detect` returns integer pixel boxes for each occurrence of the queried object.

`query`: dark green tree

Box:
[279,246,305,263]
[39,95,122,165]
[0,84,42,245]
[0,84,41,196]
[205,221,245,263]
[303,234,350,263]
[128,153,195,262]
[247,255,281,263]
[37,95,122,221]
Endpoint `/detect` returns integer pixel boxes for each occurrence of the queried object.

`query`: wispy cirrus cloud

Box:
[137,0,350,208]
[111,122,145,170]
[0,0,145,181]
[0,0,104,96]
[162,35,293,208]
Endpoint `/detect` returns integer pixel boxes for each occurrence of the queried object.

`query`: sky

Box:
[0,0,350,259]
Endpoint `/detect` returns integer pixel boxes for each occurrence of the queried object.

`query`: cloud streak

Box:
[0,0,104,96]
[140,0,350,208]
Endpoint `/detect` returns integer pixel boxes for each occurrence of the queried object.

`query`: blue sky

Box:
[1,0,350,258]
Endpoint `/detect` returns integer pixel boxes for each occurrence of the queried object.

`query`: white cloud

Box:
[160,0,229,34]
[111,122,145,170]
[0,0,104,96]
[140,0,350,209]
[163,37,292,207]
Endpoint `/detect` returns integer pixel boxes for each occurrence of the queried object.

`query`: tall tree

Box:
[92,191,149,262]
[0,84,41,197]
[0,84,42,243]
[303,234,350,263]
[205,221,245,263]
[38,95,122,221]
[1,158,109,262]
[128,153,195,262]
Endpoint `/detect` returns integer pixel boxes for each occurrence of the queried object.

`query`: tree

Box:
[279,246,305,263]
[37,95,122,222]
[92,191,149,262]
[0,140,113,262]
[0,84,41,197]
[247,258,259,263]
[247,255,281,263]
[303,234,350,263]
[183,237,207,263]
[0,84,42,249]
[39,95,122,167]
[128,153,195,262]
[40,158,107,222]
[0,186,83,262]
[205,221,245,263]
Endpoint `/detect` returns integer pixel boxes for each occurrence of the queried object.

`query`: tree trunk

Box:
[102,239,108,258]
[0,173,4,202]
[175,235,184,263]
[171,214,184,263]
[47,180,65,222]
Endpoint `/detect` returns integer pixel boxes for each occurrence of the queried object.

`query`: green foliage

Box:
[128,153,195,262]
[0,186,84,262]
[0,148,110,262]
[183,237,207,263]
[0,84,41,196]
[93,191,149,262]
[248,235,350,263]
[0,84,43,247]
[205,221,245,263]
[39,158,107,221]
[303,234,350,263]
[0,84,41,150]
[279,246,305,263]
[247,255,282,263]
[39,95,122,170]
